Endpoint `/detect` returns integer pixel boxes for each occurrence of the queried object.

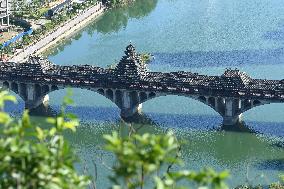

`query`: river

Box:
[9,0,284,187]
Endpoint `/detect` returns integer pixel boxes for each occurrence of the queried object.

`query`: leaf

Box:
[62,120,79,132]
[56,117,64,128]
[65,113,77,120]
[63,88,74,106]
[219,171,230,179]
[3,95,17,104]
[21,110,30,128]
[46,117,56,124]
[0,91,17,109]
[0,91,89,188]
[154,177,165,189]
[36,127,45,141]
[63,97,74,105]
[49,127,57,136]
[0,112,11,124]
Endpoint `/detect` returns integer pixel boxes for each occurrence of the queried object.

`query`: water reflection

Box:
[119,111,259,136]
[87,0,158,35]
[8,96,281,138]
[29,104,57,117]
[220,121,255,133]
[65,114,284,187]
[43,0,158,57]
[257,159,284,171]
[10,0,284,184]
[4,100,284,187]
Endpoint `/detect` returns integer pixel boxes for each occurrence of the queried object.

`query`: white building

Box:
[0,0,10,29]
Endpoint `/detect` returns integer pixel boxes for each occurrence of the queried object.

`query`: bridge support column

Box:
[25,84,49,109]
[25,94,49,110]
[214,97,218,110]
[222,98,242,126]
[223,114,242,126]
[120,91,142,118]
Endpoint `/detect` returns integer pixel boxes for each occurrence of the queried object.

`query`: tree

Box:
[0,90,283,189]
[104,132,229,189]
[0,90,90,188]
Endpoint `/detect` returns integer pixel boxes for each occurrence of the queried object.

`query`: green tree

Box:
[0,90,89,189]
[0,90,282,189]
[104,132,229,189]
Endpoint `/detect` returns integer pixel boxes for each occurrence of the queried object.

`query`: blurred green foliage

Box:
[0,90,89,189]
[0,90,283,189]
[104,131,230,189]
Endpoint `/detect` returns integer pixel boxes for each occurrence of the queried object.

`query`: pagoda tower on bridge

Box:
[115,43,148,80]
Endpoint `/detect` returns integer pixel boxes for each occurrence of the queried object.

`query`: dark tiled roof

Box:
[0,45,283,100]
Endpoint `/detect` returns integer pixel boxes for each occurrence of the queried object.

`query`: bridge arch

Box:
[139,92,147,102]
[42,85,50,94]
[1,83,124,111]
[0,81,27,102]
[19,83,27,100]
[2,81,9,89]
[11,82,19,93]
[35,84,42,98]
[241,103,284,133]
[208,97,215,107]
[198,96,206,103]
[4,90,25,113]
[40,87,121,111]
[115,90,123,108]
[97,88,104,95]
[235,99,271,115]
[130,91,139,106]
[51,85,58,91]
[136,93,222,117]
[106,89,114,101]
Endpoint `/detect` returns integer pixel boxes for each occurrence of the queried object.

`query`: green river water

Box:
[7,0,284,187]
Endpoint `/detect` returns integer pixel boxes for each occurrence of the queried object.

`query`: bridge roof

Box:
[0,44,283,100]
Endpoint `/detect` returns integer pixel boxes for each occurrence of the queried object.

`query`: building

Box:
[0,0,10,29]
[72,0,86,3]
[46,0,72,19]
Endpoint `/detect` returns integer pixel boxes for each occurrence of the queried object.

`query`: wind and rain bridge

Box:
[0,44,283,125]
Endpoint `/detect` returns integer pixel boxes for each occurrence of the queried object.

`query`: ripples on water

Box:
[5,95,284,187]
[8,0,284,187]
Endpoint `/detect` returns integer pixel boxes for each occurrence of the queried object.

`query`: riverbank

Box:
[106,0,135,7]
[9,2,105,63]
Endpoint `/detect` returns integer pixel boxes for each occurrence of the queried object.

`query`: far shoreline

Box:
[36,5,106,57]
[9,2,106,63]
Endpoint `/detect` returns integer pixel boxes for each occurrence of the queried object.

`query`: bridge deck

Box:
[0,56,283,102]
